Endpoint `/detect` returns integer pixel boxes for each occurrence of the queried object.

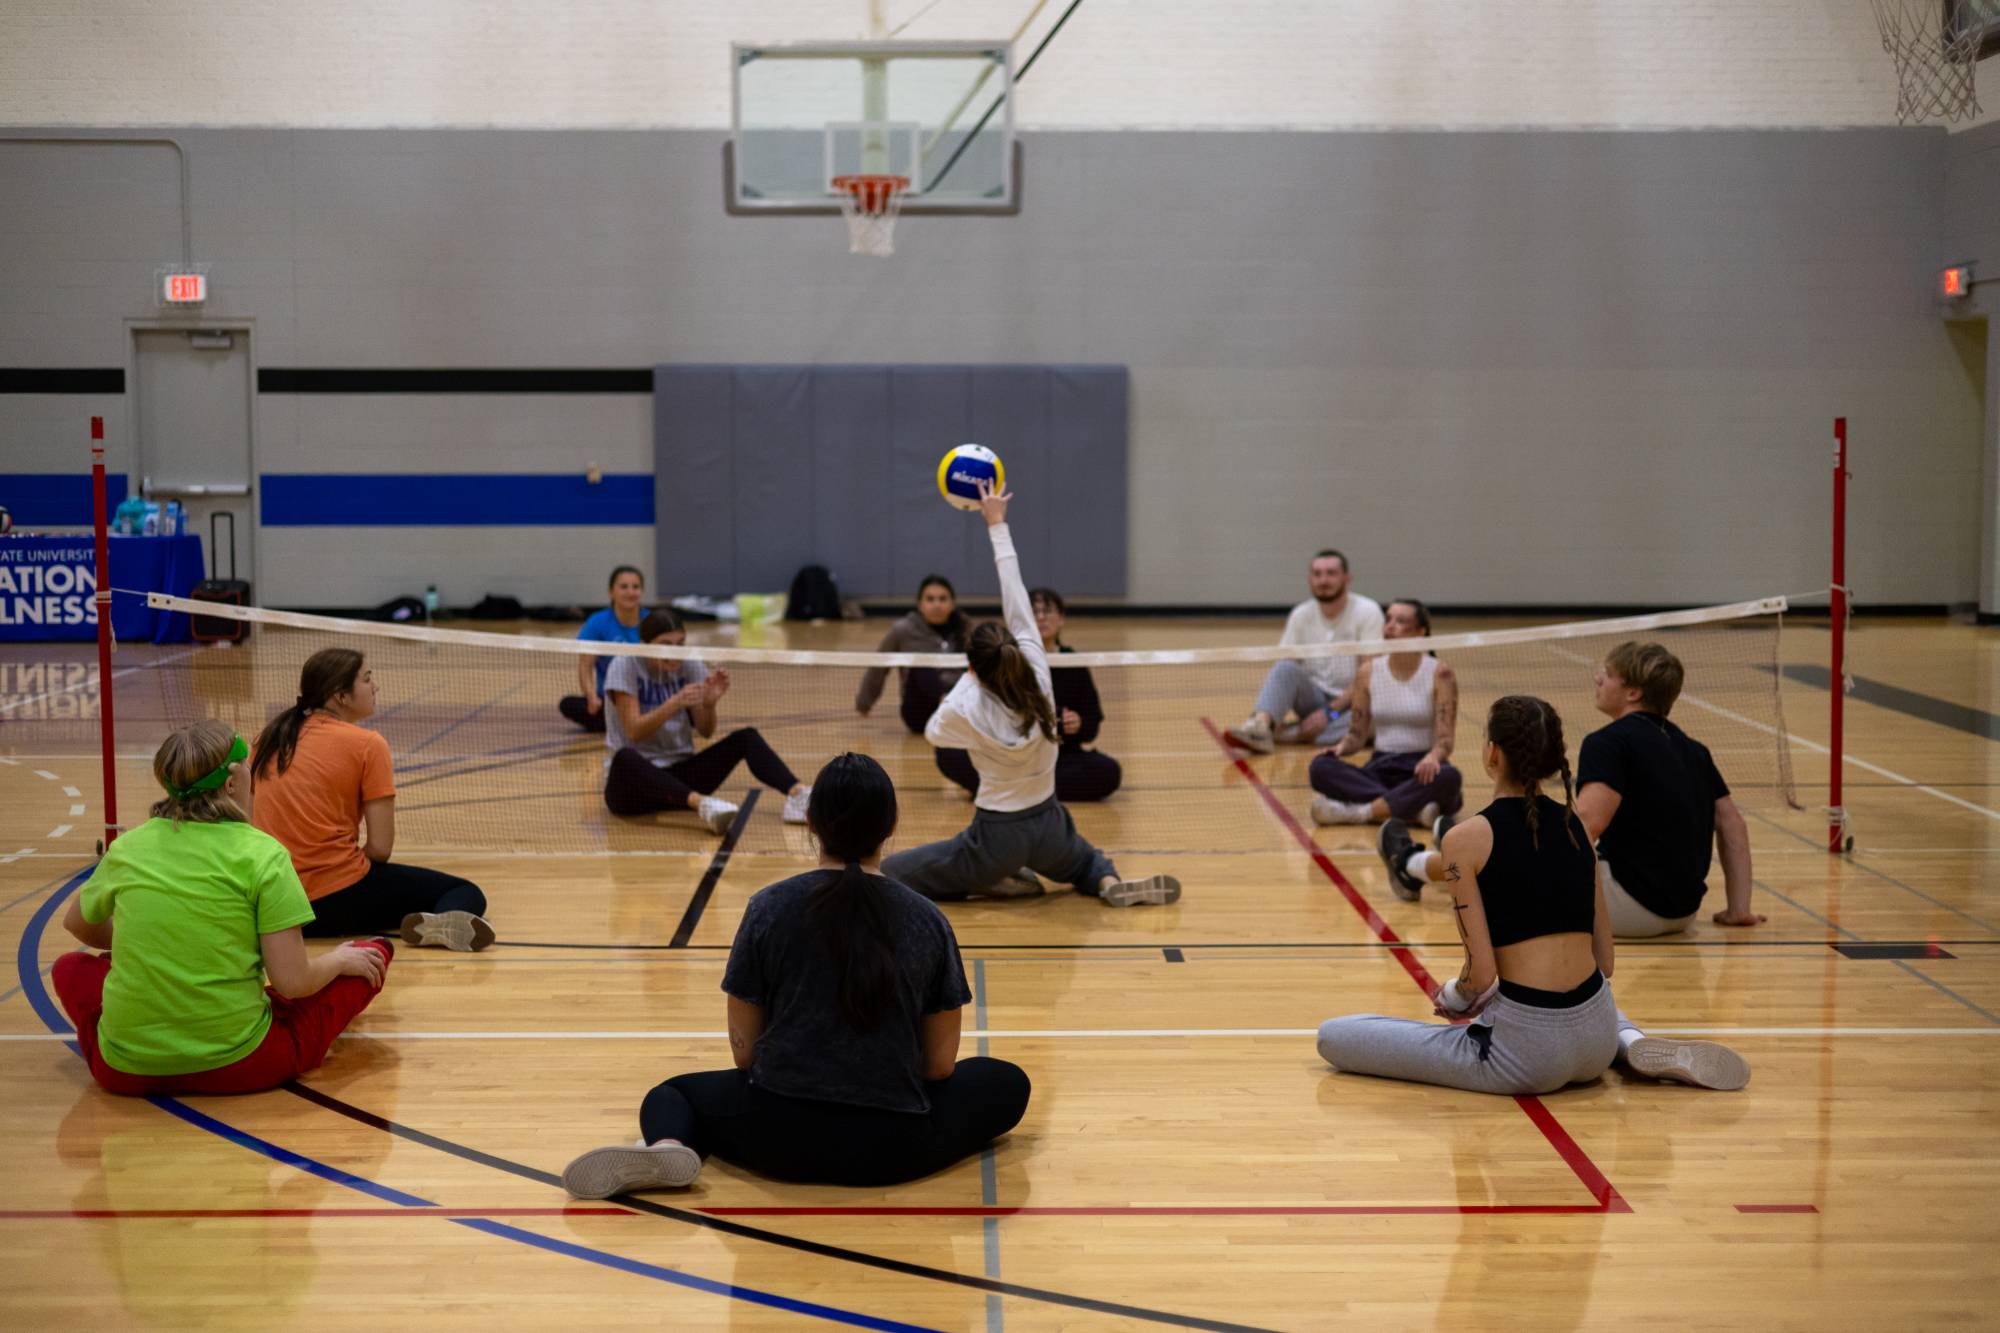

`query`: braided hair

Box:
[1485,694,1579,849]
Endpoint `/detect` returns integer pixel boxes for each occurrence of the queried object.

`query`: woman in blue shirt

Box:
[559,565,647,733]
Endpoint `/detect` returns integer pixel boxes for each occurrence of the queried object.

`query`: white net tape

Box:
[1873,0,1986,124]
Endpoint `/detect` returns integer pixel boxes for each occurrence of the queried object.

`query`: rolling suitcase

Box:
[190,512,252,643]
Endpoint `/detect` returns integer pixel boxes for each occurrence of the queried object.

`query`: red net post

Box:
[91,416,119,847]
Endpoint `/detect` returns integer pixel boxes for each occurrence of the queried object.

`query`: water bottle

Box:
[424,584,439,624]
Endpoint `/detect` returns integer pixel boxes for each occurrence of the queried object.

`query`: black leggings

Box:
[899,668,951,736]
[558,695,608,733]
[603,728,800,817]
[638,1058,1031,1187]
[303,859,488,937]
[935,746,1123,803]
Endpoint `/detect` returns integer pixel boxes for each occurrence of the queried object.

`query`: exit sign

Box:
[163,272,207,304]
[1941,265,1973,300]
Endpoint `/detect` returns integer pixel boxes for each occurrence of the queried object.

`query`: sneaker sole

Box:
[1101,874,1182,908]
[1625,1037,1751,1091]
[399,911,496,953]
[561,1144,702,1198]
[1375,822,1424,902]
[1223,729,1275,756]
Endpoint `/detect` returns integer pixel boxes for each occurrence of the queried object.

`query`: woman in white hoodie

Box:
[882,482,1181,909]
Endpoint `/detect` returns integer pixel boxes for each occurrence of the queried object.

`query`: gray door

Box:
[133,328,253,586]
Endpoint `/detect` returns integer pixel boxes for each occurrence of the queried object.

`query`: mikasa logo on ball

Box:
[949,469,984,485]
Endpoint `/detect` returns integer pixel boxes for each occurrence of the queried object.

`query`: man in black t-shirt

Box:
[1574,641,1764,937]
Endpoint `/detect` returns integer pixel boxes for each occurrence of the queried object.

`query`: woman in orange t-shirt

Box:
[251,647,494,952]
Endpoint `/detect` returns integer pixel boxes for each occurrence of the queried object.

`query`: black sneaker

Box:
[1432,810,1457,844]
[1376,819,1425,902]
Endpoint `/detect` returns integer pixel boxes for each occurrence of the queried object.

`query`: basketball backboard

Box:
[727,41,1019,216]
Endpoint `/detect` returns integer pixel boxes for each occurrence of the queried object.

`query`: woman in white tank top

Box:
[1308,598,1463,831]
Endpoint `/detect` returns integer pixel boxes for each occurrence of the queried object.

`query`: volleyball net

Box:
[47,592,1797,857]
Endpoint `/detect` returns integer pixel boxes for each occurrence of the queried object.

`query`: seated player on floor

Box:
[559,564,648,733]
[1574,641,1765,936]
[55,720,392,1097]
[1308,597,1463,850]
[253,647,493,952]
[935,584,1122,805]
[855,574,969,735]
[1226,548,1385,754]
[600,608,812,831]
[562,752,1031,1195]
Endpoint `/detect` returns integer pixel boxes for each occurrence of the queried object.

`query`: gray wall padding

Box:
[655,364,1128,598]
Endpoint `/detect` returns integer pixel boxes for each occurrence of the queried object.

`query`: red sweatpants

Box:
[50,942,391,1096]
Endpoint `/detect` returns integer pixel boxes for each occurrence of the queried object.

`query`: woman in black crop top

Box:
[1317,696,1751,1094]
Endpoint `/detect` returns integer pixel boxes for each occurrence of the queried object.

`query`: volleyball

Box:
[937,443,1004,512]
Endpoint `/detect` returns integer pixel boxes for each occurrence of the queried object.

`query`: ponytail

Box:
[966,622,1058,742]
[1486,694,1579,850]
[253,647,364,780]
[802,754,902,1032]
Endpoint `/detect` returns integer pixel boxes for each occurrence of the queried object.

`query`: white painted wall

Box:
[3,0,1991,132]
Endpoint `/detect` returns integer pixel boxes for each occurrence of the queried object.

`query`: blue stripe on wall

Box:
[0,473,129,526]
[260,473,655,526]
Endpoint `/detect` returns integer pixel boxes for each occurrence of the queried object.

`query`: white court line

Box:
[31,770,57,781]
[8,1025,1990,1042]
[45,825,72,840]
[60,787,80,798]
[0,757,15,765]
[0,849,35,865]
[67,805,84,817]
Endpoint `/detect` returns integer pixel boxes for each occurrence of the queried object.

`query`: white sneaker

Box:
[781,786,811,824]
[1623,1037,1751,1091]
[1100,874,1182,907]
[561,1140,703,1198]
[1273,721,1303,746]
[1310,797,1372,826]
[399,910,496,952]
[1417,802,1440,827]
[1225,718,1274,755]
[696,796,739,835]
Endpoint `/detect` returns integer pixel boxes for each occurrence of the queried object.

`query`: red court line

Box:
[0,1207,627,1220]
[1200,717,1630,1215]
[1734,1204,1820,1214]
[697,1204,1618,1217]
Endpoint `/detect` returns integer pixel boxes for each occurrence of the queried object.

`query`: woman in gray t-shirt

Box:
[562,753,1031,1196]
[599,609,813,832]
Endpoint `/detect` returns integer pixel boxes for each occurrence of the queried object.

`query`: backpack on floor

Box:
[786,565,842,621]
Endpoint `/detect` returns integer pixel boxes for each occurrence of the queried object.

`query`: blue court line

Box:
[1747,810,2000,935]
[10,871,942,1331]
[973,959,1004,1333]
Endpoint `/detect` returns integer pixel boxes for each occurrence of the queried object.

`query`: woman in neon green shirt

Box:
[53,720,392,1095]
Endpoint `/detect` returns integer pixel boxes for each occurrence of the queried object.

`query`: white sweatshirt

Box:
[923,523,1059,811]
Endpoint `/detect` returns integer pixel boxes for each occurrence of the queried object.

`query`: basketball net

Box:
[1872,0,1984,124]
[833,174,908,258]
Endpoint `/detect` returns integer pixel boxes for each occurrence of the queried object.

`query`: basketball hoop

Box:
[832,173,909,258]
[1871,0,1984,124]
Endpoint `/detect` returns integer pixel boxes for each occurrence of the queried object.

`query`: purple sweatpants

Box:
[1309,750,1463,822]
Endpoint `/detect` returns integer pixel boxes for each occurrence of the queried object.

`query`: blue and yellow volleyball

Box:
[937,443,1004,512]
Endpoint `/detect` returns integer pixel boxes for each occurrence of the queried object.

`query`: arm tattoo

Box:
[1443,861,1462,883]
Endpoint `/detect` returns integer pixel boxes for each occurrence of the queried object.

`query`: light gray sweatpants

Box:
[1252,661,1350,744]
[884,796,1118,901]
[1316,981,1624,1096]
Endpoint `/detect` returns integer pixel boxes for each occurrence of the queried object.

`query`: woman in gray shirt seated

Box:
[563,752,1032,1194]
[854,575,968,734]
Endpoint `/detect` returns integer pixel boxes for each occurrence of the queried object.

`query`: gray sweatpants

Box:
[884,796,1117,901]
[1315,982,1625,1096]
[1252,661,1350,744]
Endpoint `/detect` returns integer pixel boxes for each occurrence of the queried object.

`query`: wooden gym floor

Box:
[1,613,1995,1330]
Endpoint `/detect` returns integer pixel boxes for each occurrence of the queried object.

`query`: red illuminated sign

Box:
[1940,266,1972,300]
[163,272,207,304]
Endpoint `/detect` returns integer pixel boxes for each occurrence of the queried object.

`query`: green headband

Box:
[166,734,248,800]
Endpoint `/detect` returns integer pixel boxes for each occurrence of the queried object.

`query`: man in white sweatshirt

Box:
[1227,549,1385,755]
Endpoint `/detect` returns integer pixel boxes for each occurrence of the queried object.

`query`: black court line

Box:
[1773,663,2000,742]
[277,1083,1278,1333]
[670,791,757,948]
[1162,948,1185,963]
[488,936,2000,954]
[1835,944,1957,960]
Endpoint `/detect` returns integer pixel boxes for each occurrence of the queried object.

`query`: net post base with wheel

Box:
[832,173,908,258]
